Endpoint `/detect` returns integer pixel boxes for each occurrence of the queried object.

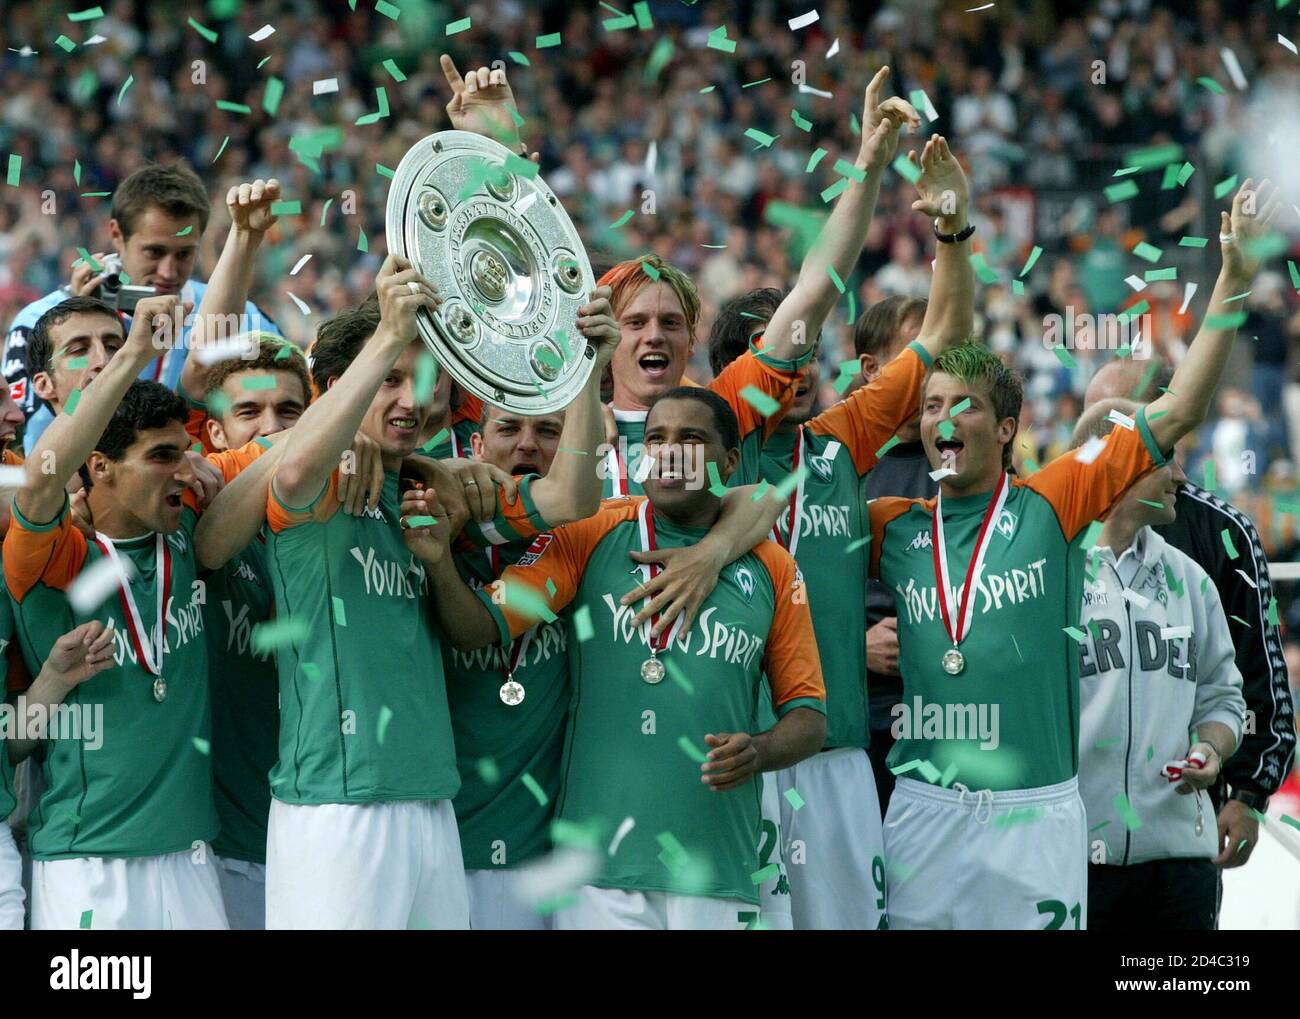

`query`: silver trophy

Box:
[385,131,597,414]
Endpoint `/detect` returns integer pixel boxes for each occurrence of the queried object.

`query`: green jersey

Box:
[758,343,930,748]
[869,407,1167,792]
[206,535,278,864]
[0,579,17,822]
[479,497,825,904]
[4,498,215,860]
[445,538,569,870]
[601,348,810,497]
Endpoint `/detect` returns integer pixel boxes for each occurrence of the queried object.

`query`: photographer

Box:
[2,164,279,454]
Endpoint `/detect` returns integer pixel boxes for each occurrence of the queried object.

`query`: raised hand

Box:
[909,134,969,230]
[399,482,454,565]
[576,286,620,368]
[375,254,441,345]
[440,54,524,150]
[859,67,919,171]
[226,177,282,235]
[45,620,117,688]
[1222,178,1280,283]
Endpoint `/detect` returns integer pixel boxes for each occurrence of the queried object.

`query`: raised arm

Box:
[179,178,281,404]
[439,55,526,153]
[193,434,287,570]
[272,256,438,507]
[19,295,180,523]
[908,135,975,359]
[762,68,917,363]
[1146,180,1280,452]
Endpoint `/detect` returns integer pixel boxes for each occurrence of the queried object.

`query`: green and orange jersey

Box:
[869,407,1168,792]
[602,346,813,497]
[264,464,549,805]
[477,496,825,904]
[2,440,267,860]
[0,577,17,821]
[756,341,931,749]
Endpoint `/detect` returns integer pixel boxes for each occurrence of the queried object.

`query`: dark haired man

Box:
[418,386,827,930]
[4,164,279,452]
[866,180,1279,929]
[3,294,270,928]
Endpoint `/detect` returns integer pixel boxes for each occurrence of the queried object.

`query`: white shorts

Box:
[467,868,550,931]
[32,846,229,930]
[0,824,24,930]
[884,776,1087,930]
[756,772,793,930]
[775,747,886,929]
[553,885,750,930]
[215,855,266,931]
[266,799,468,930]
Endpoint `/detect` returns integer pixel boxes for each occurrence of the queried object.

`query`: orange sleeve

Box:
[480,499,638,642]
[706,349,804,443]
[206,437,270,484]
[453,391,484,426]
[267,468,342,533]
[868,496,925,580]
[2,497,88,601]
[3,450,23,466]
[679,374,704,388]
[185,404,211,452]
[807,343,929,475]
[752,543,825,715]
[1022,404,1166,541]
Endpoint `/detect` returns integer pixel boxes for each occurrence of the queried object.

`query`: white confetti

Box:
[928,467,957,481]
[67,554,134,615]
[1121,589,1151,609]
[1220,47,1248,91]
[0,465,26,489]
[515,191,537,214]
[645,140,657,176]
[194,337,257,366]
[608,816,635,856]
[826,38,839,59]
[249,24,276,42]
[513,846,602,909]
[287,292,311,315]
[1160,625,1192,640]
[798,84,833,98]
[312,78,339,95]
[916,89,940,122]
[289,253,312,276]
[1281,34,1298,56]
[1074,435,1107,465]
[1106,410,1136,431]
[1178,282,1198,315]
[1124,275,1148,292]
[83,34,107,46]
[965,2,995,10]
[1235,568,1257,590]
[788,9,819,31]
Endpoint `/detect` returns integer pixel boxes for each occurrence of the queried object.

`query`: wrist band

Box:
[933,219,975,244]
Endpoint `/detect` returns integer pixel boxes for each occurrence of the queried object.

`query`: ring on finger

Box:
[407,281,422,296]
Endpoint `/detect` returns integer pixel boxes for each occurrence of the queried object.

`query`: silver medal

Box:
[640,657,665,684]
[153,676,167,703]
[941,648,965,676]
[499,679,525,706]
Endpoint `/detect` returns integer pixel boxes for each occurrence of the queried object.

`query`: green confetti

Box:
[504,153,539,179]
[251,617,309,652]
[477,757,500,784]
[212,135,231,164]
[1267,597,1279,627]
[875,435,901,458]
[937,419,955,440]
[1063,626,1088,643]
[257,56,271,70]
[1010,634,1023,661]
[375,163,395,179]
[969,252,999,285]
[949,397,971,417]
[1019,246,1042,278]
[302,662,321,682]
[377,705,393,744]
[270,200,301,216]
[263,77,284,117]
[791,110,813,132]
[332,596,348,626]
[1281,815,1300,833]
[1132,242,1162,263]
[677,735,708,764]
[1221,290,1251,304]
[404,516,436,529]
[79,909,92,929]
[446,15,471,34]
[706,25,736,53]
[192,737,210,755]
[833,360,858,395]
[1052,344,1077,369]
[739,385,780,417]
[1287,260,1300,292]
[750,863,780,885]
[1137,498,1166,509]
[116,75,134,105]
[805,148,827,172]
[1113,793,1143,830]
[1178,235,1209,248]
[744,128,777,149]
[706,460,728,496]
[891,154,921,184]
[1177,162,1195,187]
[826,266,845,294]
[55,35,77,52]
[783,788,805,811]
[68,6,105,21]
[574,605,594,642]
[75,246,102,272]
[845,536,871,553]
[536,32,562,48]
[915,760,941,784]
[215,100,252,115]
[382,58,406,82]
[1118,299,1149,323]
[1144,267,1177,281]
[664,658,694,695]
[1122,143,1184,171]
[609,209,634,229]
[521,772,549,806]
[375,0,402,20]
[4,154,19,188]
[508,51,530,66]
[65,388,83,416]
[1105,180,1139,203]
[633,1,653,29]
[420,428,449,453]
[1220,528,1239,560]
[64,355,89,370]
[832,158,865,183]
[1146,744,1155,761]
[356,226,368,252]
[820,178,849,203]
[240,374,278,391]
[1214,175,1239,200]
[545,578,557,598]
[772,465,809,501]
[644,36,674,81]
[939,762,959,788]
[1196,76,1225,94]
[79,191,110,198]
[413,351,437,403]
[1205,312,1247,330]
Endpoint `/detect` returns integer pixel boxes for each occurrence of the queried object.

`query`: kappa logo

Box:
[907,529,933,551]
[232,560,261,585]
[166,532,187,554]
[360,504,387,522]
[733,564,755,599]
[516,533,553,567]
[995,509,1017,540]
